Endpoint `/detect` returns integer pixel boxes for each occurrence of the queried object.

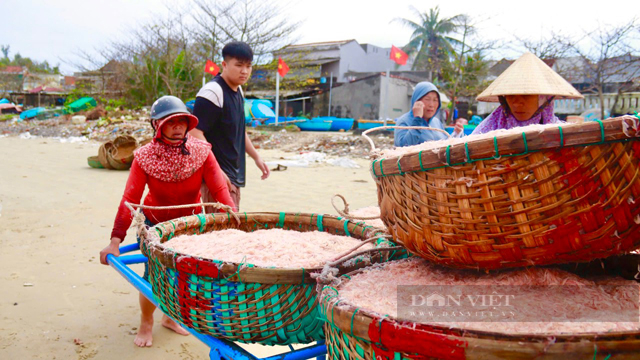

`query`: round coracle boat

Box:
[371,116,640,270]
[140,211,392,345]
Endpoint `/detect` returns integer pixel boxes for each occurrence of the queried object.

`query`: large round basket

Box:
[107,135,138,170]
[319,265,640,360]
[140,211,391,345]
[371,116,640,270]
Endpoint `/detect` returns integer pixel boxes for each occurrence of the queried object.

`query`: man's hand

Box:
[452,118,467,136]
[453,122,464,135]
[100,237,121,265]
[222,171,232,190]
[412,101,424,118]
[254,157,270,180]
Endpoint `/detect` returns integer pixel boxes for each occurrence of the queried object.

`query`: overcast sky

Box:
[2,0,638,74]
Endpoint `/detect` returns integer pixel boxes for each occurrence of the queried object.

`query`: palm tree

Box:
[394,6,463,80]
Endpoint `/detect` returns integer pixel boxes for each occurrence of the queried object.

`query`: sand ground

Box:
[0,135,379,359]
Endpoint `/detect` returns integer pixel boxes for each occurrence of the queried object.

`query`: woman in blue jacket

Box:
[394,82,463,147]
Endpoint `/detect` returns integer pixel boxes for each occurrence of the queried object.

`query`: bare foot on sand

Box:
[134,319,153,347]
[161,315,190,336]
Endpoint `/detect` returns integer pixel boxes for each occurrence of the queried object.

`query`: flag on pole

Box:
[204,59,219,76]
[278,57,289,77]
[389,45,408,66]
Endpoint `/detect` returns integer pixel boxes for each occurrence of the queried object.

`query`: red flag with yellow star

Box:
[390,45,408,66]
[204,59,219,76]
[278,57,289,77]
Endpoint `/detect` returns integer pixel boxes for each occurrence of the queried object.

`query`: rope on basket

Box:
[312,237,401,287]
[623,114,640,137]
[331,194,381,220]
[361,125,451,151]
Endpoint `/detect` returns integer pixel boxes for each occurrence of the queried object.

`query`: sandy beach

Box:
[0,135,378,359]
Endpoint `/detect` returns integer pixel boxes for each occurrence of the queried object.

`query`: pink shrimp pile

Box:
[337,258,640,334]
[163,228,372,268]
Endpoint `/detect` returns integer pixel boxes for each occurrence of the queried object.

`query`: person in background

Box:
[454,117,468,126]
[99,95,235,347]
[394,82,464,147]
[472,52,583,134]
[190,41,270,211]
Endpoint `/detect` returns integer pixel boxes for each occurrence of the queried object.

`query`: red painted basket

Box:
[319,257,640,360]
[369,116,640,269]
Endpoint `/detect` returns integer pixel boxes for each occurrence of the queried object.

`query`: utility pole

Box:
[328,72,333,117]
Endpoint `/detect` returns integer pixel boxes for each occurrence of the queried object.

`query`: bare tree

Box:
[192,0,300,64]
[566,19,640,118]
[440,15,495,123]
[514,32,575,60]
[66,0,301,106]
[1,45,9,59]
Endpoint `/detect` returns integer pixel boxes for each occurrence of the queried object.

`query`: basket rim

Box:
[108,135,137,163]
[372,116,639,177]
[320,265,640,347]
[142,211,390,284]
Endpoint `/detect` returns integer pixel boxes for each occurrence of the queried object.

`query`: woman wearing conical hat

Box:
[472,52,583,135]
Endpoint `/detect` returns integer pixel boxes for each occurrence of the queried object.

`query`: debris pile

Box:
[1,113,396,159]
[0,109,153,142]
[249,129,395,159]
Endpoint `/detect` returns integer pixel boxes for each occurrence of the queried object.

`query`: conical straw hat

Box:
[476,52,583,102]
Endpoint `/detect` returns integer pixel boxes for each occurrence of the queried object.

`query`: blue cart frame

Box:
[107,243,327,360]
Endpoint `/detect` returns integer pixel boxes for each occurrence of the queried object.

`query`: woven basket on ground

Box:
[107,135,138,170]
[87,155,103,169]
[319,269,640,360]
[140,211,391,345]
[370,116,640,270]
[318,255,640,360]
[98,141,114,169]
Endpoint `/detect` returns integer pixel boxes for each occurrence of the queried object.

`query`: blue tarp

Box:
[470,115,483,125]
[0,98,10,104]
[66,97,96,113]
[185,100,195,113]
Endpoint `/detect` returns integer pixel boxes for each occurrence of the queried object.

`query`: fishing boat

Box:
[312,116,354,131]
[356,119,396,130]
[250,102,276,119]
[19,107,45,120]
[262,117,306,126]
[296,118,332,131]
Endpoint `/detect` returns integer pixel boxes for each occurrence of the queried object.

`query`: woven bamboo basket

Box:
[140,211,391,345]
[369,116,640,270]
[319,263,640,360]
[107,135,138,170]
[87,155,103,169]
[97,141,114,169]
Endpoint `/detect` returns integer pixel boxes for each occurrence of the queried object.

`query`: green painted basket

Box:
[140,211,392,345]
[87,155,104,169]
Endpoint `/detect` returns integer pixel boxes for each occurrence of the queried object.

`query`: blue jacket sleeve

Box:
[394,116,448,147]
